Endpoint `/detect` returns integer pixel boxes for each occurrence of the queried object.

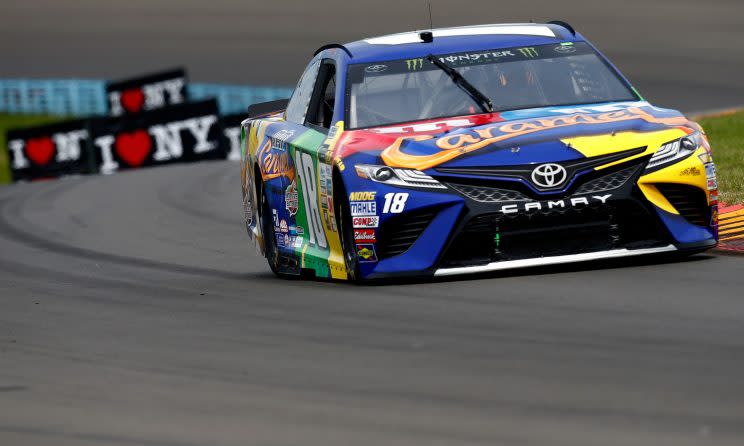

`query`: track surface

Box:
[2,1,744,445]
[2,163,744,446]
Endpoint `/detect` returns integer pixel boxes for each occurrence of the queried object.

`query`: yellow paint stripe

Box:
[719,216,744,227]
[719,223,744,235]
[721,233,744,242]
[720,209,744,220]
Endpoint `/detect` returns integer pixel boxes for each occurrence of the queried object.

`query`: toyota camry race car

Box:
[239,22,718,281]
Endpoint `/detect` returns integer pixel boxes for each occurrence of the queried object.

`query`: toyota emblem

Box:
[531,163,567,188]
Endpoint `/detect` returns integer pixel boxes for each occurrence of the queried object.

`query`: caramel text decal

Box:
[258,139,294,181]
[381,107,688,171]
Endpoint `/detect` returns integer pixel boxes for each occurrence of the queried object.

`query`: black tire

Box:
[334,175,361,282]
[259,179,282,277]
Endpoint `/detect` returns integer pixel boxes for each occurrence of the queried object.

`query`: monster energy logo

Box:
[517,47,539,58]
[406,58,424,71]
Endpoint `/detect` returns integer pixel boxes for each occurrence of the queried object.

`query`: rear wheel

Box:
[259,179,282,277]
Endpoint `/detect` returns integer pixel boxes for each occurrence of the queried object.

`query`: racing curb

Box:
[689,106,744,254]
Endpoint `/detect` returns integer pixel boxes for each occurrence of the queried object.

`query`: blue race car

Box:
[239,22,718,281]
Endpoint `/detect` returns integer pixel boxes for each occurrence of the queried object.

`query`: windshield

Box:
[346,42,638,129]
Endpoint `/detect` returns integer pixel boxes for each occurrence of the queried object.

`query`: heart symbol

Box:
[115,130,152,167]
[120,88,145,113]
[25,137,56,166]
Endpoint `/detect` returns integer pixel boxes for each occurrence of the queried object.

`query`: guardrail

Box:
[0,79,292,117]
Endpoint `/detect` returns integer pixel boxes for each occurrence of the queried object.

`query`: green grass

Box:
[698,110,744,205]
[0,114,63,184]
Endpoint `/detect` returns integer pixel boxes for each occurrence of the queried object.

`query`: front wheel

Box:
[334,178,361,282]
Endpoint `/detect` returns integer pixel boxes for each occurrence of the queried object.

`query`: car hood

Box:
[340,101,695,172]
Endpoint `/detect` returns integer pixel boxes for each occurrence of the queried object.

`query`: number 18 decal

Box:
[383,193,408,213]
[296,152,328,248]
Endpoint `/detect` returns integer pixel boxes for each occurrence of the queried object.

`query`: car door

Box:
[288,57,347,279]
[249,56,346,278]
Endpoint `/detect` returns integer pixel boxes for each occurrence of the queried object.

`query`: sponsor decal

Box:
[285,180,299,216]
[554,44,576,54]
[680,166,702,176]
[356,244,378,263]
[711,205,718,227]
[349,191,376,201]
[365,64,388,73]
[319,122,343,164]
[273,129,295,141]
[374,118,475,134]
[258,138,293,181]
[710,190,719,204]
[705,162,716,179]
[707,178,718,191]
[276,233,285,247]
[499,194,612,214]
[381,106,688,171]
[517,47,539,58]
[698,152,713,164]
[350,201,377,216]
[289,225,304,235]
[319,163,336,231]
[279,219,288,233]
[354,229,377,243]
[270,129,294,151]
[294,236,304,248]
[405,58,425,71]
[437,51,515,66]
[353,216,379,228]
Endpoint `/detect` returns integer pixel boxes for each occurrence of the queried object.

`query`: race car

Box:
[239,22,718,281]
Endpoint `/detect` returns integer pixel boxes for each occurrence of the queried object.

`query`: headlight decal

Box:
[645,132,703,171]
[355,164,447,189]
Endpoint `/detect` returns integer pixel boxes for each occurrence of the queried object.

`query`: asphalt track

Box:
[2,1,744,445]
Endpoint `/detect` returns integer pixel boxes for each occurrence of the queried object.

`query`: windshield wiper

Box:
[426,54,493,113]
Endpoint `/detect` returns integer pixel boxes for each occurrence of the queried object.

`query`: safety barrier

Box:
[0,79,292,117]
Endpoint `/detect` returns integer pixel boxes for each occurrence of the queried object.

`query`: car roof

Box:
[341,23,584,64]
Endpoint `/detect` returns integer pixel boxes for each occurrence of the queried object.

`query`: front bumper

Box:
[360,150,717,280]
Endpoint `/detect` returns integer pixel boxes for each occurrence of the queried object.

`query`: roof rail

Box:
[548,20,576,36]
[313,43,353,58]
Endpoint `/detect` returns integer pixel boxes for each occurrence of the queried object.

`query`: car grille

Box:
[445,183,531,203]
[656,183,709,226]
[377,209,436,259]
[445,162,642,203]
[574,165,641,195]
